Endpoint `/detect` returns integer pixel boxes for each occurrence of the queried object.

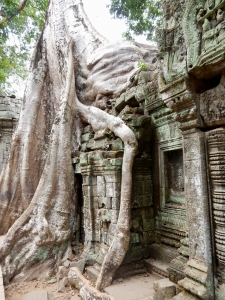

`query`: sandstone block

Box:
[57,266,68,281]
[63,260,70,269]
[112,197,120,210]
[23,291,54,300]
[153,278,177,300]
[58,277,69,293]
[97,176,106,197]
[70,258,85,274]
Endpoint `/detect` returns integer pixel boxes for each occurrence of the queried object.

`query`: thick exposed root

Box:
[68,267,115,300]
[0,41,76,283]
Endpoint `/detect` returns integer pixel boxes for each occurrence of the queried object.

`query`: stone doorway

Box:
[74,173,85,244]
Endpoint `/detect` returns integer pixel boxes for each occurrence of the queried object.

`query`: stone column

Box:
[207,128,225,298]
[178,128,213,300]
[161,80,214,299]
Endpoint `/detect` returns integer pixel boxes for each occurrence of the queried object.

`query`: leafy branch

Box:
[0,0,28,25]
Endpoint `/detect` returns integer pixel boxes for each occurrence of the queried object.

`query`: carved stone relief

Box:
[200,75,225,126]
[156,0,187,85]
[183,0,225,76]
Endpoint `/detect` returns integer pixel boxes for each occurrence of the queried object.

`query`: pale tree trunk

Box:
[0,0,156,289]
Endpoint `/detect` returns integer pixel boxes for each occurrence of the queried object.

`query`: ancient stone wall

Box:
[0,95,21,174]
[72,73,155,279]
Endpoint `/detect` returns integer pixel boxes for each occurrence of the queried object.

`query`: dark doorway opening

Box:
[75,173,85,244]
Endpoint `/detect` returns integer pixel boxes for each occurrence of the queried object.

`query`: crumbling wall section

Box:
[0,95,22,173]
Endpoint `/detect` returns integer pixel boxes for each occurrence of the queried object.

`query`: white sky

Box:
[82,0,148,44]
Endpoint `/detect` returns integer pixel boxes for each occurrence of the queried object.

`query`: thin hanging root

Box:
[67,43,138,290]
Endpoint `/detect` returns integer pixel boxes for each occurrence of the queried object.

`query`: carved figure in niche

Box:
[216,9,225,42]
[216,8,225,23]
[98,208,110,245]
[193,8,205,57]
[209,100,225,119]
[207,0,215,10]
[203,18,211,32]
[169,35,186,76]
[202,18,214,51]
[200,76,225,123]
[164,4,176,31]
[197,8,206,22]
[209,102,220,119]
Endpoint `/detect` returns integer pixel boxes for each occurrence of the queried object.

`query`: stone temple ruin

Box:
[69,0,225,298]
[0,95,21,174]
[2,0,225,299]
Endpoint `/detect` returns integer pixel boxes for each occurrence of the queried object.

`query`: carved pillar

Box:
[207,129,225,288]
[160,79,214,299]
[179,129,213,299]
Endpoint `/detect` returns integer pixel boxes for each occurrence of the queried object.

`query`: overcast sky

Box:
[82,0,148,44]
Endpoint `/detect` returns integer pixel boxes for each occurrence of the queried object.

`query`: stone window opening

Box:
[164,149,185,207]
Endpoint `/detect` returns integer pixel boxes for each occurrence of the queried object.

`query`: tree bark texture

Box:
[0,0,157,289]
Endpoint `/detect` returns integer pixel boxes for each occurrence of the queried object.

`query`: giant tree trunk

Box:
[0,0,155,289]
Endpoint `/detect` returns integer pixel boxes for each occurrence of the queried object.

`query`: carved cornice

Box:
[159,76,203,131]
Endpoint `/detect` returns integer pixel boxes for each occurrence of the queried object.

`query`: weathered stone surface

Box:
[70,258,85,274]
[86,266,100,283]
[22,291,54,300]
[57,266,68,281]
[153,278,177,300]
[172,291,200,300]
[0,95,22,174]
[115,94,125,112]
[68,267,115,300]
[58,277,69,293]
[47,278,57,284]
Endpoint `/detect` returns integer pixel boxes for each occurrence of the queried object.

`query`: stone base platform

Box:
[144,259,169,279]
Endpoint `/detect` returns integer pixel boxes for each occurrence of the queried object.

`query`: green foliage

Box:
[137,60,147,71]
[0,0,48,93]
[108,0,163,41]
